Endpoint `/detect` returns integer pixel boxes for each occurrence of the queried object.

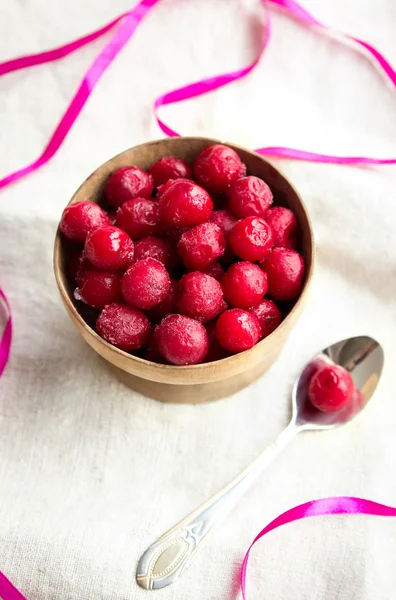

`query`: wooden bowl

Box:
[54,137,314,403]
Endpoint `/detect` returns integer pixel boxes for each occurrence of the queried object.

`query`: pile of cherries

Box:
[60,144,306,367]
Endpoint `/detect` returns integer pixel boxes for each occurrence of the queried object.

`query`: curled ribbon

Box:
[154,0,396,167]
[0,289,12,378]
[0,0,159,190]
[0,0,396,193]
[1,496,396,599]
[241,496,396,598]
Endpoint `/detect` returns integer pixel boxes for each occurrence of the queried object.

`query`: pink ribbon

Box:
[241,496,396,599]
[0,289,12,378]
[154,0,396,167]
[153,0,272,138]
[1,496,396,599]
[0,572,27,600]
[0,0,395,193]
[0,0,160,190]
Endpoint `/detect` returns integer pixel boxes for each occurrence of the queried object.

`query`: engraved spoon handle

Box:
[136,424,297,590]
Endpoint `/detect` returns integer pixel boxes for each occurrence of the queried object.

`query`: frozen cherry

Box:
[178,222,226,271]
[194,144,246,193]
[227,176,273,218]
[216,309,261,353]
[158,178,213,227]
[149,156,193,187]
[115,198,161,240]
[121,258,171,310]
[248,299,281,338]
[134,236,175,270]
[105,167,153,208]
[203,262,225,282]
[85,226,134,271]
[60,201,110,243]
[261,248,305,302]
[146,280,178,322]
[177,272,226,323]
[74,268,122,309]
[265,206,299,249]
[222,262,267,308]
[96,302,151,351]
[209,209,238,238]
[204,320,229,362]
[308,364,354,412]
[229,216,273,262]
[155,314,209,365]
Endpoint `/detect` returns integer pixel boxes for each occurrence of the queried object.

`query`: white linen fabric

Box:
[1,1,396,598]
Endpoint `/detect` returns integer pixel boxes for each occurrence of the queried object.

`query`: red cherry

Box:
[115,197,161,240]
[265,206,299,249]
[146,280,179,322]
[121,258,171,310]
[194,144,246,193]
[222,262,268,308]
[177,222,226,270]
[158,178,213,227]
[85,226,134,272]
[134,236,175,270]
[96,302,151,351]
[227,176,273,218]
[155,314,209,365]
[177,272,226,323]
[216,309,261,353]
[74,268,122,309]
[308,364,355,412]
[261,248,305,301]
[60,201,110,242]
[105,167,153,208]
[248,299,281,338]
[229,216,273,262]
[149,156,193,187]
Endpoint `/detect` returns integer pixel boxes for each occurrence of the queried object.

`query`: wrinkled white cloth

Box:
[1,1,396,599]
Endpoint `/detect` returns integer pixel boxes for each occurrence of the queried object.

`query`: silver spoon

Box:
[136,335,384,590]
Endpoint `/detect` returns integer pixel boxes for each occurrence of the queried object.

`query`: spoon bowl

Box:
[292,336,384,430]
